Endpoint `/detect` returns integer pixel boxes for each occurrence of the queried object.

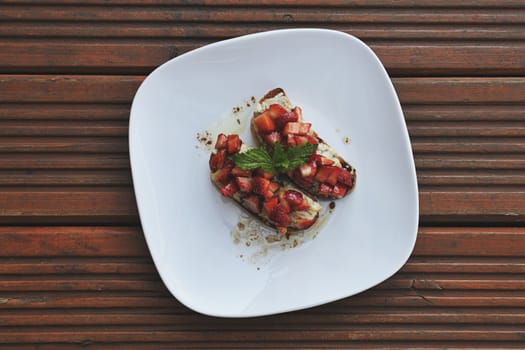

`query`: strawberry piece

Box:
[268,181,280,194]
[275,111,298,128]
[333,184,347,198]
[220,180,238,197]
[242,194,261,213]
[319,183,333,196]
[283,190,303,208]
[283,122,311,136]
[294,199,310,211]
[231,167,252,177]
[292,169,314,187]
[299,162,317,177]
[277,193,292,213]
[269,203,291,227]
[264,131,281,146]
[286,135,297,147]
[263,196,279,214]
[293,135,309,146]
[214,166,232,186]
[315,155,335,166]
[253,112,275,133]
[294,216,317,229]
[235,177,252,192]
[326,167,342,186]
[209,149,226,171]
[252,177,270,196]
[268,104,288,119]
[254,168,274,179]
[307,135,319,145]
[226,134,242,154]
[292,106,303,121]
[215,133,228,149]
[337,169,354,187]
[314,166,334,183]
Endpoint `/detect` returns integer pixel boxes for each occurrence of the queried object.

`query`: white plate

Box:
[129,29,418,317]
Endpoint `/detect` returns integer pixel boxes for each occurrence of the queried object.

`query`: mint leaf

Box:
[272,142,289,170]
[286,143,317,169]
[231,147,275,173]
[231,142,317,174]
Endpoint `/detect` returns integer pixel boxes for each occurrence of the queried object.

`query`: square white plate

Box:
[129,29,418,317]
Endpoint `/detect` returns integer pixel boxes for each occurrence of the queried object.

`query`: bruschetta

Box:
[209,133,322,235]
[251,88,356,199]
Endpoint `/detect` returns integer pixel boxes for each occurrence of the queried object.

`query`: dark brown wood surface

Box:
[1,1,524,348]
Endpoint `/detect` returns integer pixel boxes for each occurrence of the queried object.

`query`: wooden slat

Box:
[0,170,131,186]
[0,154,130,170]
[0,103,130,120]
[2,0,525,7]
[2,6,524,24]
[0,121,128,137]
[0,189,138,224]
[2,41,525,75]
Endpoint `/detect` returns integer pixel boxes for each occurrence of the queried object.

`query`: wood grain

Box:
[1,1,525,348]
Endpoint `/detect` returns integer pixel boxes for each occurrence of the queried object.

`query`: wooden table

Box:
[1,1,525,348]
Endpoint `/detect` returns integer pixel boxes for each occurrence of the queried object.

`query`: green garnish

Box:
[232,143,317,174]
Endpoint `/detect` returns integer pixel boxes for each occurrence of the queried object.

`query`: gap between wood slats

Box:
[2,42,525,76]
[2,6,525,24]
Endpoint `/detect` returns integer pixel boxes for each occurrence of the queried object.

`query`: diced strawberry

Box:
[292,169,314,187]
[269,203,291,227]
[215,133,228,150]
[209,153,218,171]
[277,193,291,213]
[299,162,317,177]
[292,106,302,121]
[326,167,342,186]
[268,104,288,119]
[314,166,334,183]
[275,111,298,128]
[286,135,297,147]
[283,122,311,136]
[294,216,317,229]
[294,199,310,211]
[231,167,252,177]
[337,169,354,187]
[263,190,274,200]
[264,131,281,146]
[315,155,334,166]
[307,135,319,145]
[283,190,303,208]
[263,196,279,214]
[224,158,234,169]
[226,134,242,154]
[268,181,280,194]
[214,166,232,186]
[209,149,226,171]
[252,177,270,196]
[294,135,309,146]
[220,180,238,197]
[253,112,275,133]
[235,176,252,192]
[254,168,274,179]
[242,194,261,213]
[332,184,347,198]
[319,183,333,196]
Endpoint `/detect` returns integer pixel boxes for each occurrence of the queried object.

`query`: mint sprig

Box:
[232,143,317,174]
